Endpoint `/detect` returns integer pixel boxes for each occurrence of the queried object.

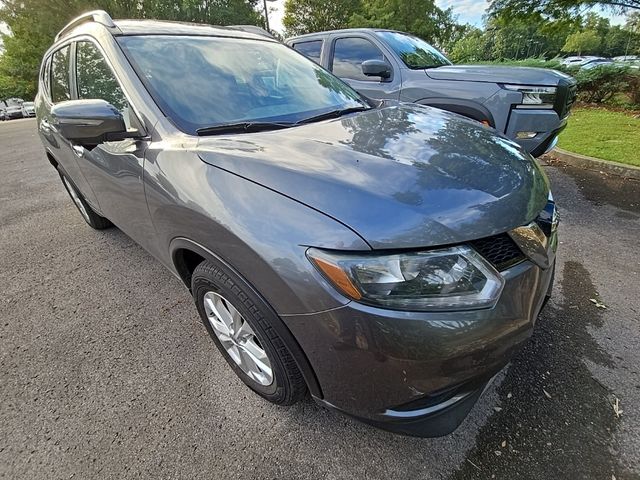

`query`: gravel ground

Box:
[1,118,639,479]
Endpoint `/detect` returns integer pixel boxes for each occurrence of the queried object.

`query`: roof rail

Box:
[228,25,275,39]
[55,10,119,41]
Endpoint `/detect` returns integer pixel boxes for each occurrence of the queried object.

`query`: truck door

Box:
[328,35,401,100]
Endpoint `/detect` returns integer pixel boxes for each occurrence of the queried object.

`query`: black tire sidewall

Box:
[191,262,292,401]
[58,171,111,229]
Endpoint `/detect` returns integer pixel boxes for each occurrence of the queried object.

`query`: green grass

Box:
[557,107,640,167]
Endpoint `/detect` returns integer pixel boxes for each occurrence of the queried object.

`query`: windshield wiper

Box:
[196,121,294,136]
[295,106,370,125]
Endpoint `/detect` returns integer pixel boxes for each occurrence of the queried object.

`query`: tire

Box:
[191,260,307,405]
[58,171,112,230]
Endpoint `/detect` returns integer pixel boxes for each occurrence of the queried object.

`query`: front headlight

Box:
[504,84,556,107]
[307,246,505,311]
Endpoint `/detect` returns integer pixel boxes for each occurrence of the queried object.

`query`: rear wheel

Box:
[191,260,307,405]
[59,172,112,230]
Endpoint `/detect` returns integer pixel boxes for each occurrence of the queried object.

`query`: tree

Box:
[0,0,261,100]
[349,0,458,47]
[489,0,638,23]
[449,29,491,62]
[562,29,601,54]
[282,0,363,36]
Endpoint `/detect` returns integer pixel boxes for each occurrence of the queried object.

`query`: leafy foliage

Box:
[562,30,601,54]
[282,0,362,36]
[574,64,633,103]
[0,0,262,101]
[349,0,458,47]
[489,0,639,22]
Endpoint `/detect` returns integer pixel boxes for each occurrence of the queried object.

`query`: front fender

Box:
[415,97,496,128]
[143,149,369,315]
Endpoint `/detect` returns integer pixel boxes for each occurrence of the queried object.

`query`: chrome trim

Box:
[509,222,552,269]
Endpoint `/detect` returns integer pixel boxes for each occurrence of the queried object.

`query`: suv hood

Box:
[197,104,549,250]
[426,65,573,85]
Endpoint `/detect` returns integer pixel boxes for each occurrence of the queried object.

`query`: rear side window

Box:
[293,40,323,64]
[51,46,71,103]
[331,37,385,81]
[76,41,129,113]
[41,55,52,99]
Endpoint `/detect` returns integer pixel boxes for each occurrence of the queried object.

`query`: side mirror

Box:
[51,99,130,145]
[362,59,392,80]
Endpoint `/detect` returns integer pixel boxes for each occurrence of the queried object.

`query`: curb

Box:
[549,147,640,181]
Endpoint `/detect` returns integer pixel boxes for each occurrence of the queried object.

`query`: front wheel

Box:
[191,260,307,405]
[59,172,112,230]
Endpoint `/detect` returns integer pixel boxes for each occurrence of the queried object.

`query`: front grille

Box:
[555,81,578,118]
[469,234,525,271]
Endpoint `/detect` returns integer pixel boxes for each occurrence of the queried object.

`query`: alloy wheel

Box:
[203,291,273,386]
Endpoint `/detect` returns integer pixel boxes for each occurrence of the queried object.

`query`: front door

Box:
[39,44,101,211]
[69,39,155,246]
[329,36,402,100]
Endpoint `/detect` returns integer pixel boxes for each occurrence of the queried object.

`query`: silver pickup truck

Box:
[287,29,577,157]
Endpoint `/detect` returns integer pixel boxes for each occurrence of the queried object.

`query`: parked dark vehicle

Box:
[287,29,577,157]
[36,11,558,437]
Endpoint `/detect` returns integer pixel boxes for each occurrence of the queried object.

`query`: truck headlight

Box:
[504,85,556,108]
[307,246,504,311]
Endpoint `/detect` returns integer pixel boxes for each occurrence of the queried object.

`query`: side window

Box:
[76,41,129,114]
[331,37,385,81]
[51,46,71,103]
[293,40,323,65]
[41,55,52,99]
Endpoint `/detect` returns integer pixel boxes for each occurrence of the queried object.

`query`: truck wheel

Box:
[59,172,112,230]
[191,260,307,405]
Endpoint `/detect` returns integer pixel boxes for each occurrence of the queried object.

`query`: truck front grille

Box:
[555,80,577,119]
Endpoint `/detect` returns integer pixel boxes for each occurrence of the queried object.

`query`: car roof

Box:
[114,19,275,41]
[287,28,401,42]
[53,11,277,45]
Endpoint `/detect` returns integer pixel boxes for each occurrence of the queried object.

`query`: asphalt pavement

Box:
[1,118,639,479]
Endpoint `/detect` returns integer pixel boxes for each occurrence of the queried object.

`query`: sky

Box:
[265,0,629,33]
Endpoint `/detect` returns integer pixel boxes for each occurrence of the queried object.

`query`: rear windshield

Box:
[118,35,365,134]
[376,31,451,70]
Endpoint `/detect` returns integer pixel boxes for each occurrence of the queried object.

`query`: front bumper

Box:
[283,257,555,437]
[507,108,568,157]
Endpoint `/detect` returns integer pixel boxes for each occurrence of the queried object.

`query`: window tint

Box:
[51,46,71,103]
[293,40,323,64]
[76,41,129,113]
[375,31,451,69]
[331,37,384,81]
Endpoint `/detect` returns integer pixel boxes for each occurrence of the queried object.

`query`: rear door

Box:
[70,39,154,244]
[328,35,401,100]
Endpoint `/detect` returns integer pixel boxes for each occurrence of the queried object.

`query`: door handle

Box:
[72,145,85,157]
[40,119,51,131]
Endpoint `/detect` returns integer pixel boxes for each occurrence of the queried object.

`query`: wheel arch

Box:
[415,97,496,128]
[169,237,323,399]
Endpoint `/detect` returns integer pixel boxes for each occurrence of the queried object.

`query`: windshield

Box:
[118,35,367,134]
[376,31,451,70]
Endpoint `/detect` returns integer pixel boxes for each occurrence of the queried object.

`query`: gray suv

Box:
[287,29,577,157]
[36,11,558,437]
